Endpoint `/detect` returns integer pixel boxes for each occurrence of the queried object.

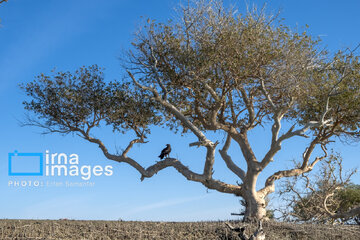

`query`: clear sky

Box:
[0,0,359,221]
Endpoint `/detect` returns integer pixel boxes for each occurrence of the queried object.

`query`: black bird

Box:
[158,144,171,159]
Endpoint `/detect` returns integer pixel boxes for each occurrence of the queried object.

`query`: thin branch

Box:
[259,77,276,111]
[122,137,147,157]
[127,70,156,93]
[149,46,168,100]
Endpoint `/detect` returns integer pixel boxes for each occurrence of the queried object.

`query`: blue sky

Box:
[0,0,359,221]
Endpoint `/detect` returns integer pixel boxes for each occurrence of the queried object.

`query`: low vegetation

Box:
[1,219,359,240]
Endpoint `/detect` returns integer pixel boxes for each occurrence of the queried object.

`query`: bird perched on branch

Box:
[158,144,171,160]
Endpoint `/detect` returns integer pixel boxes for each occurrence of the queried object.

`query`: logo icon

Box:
[8,150,43,176]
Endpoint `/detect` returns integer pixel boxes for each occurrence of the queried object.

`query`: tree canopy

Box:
[22,65,159,137]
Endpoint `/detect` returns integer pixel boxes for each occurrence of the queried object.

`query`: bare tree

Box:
[21,0,360,229]
[278,152,359,224]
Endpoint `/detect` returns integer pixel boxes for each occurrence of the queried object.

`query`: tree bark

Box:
[243,191,267,222]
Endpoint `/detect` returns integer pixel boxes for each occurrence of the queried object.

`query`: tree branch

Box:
[203,83,221,102]
[148,46,168,100]
[70,102,242,195]
[258,140,328,197]
[259,77,276,111]
[122,137,147,157]
[327,206,360,220]
[219,133,246,181]
[80,129,241,195]
[141,157,242,195]
[230,130,259,168]
[238,87,255,129]
[203,142,218,179]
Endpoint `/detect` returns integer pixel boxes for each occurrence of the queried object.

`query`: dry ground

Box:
[0,219,359,240]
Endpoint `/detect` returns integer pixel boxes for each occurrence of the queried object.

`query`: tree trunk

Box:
[238,192,267,240]
[242,170,267,222]
[243,191,267,222]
